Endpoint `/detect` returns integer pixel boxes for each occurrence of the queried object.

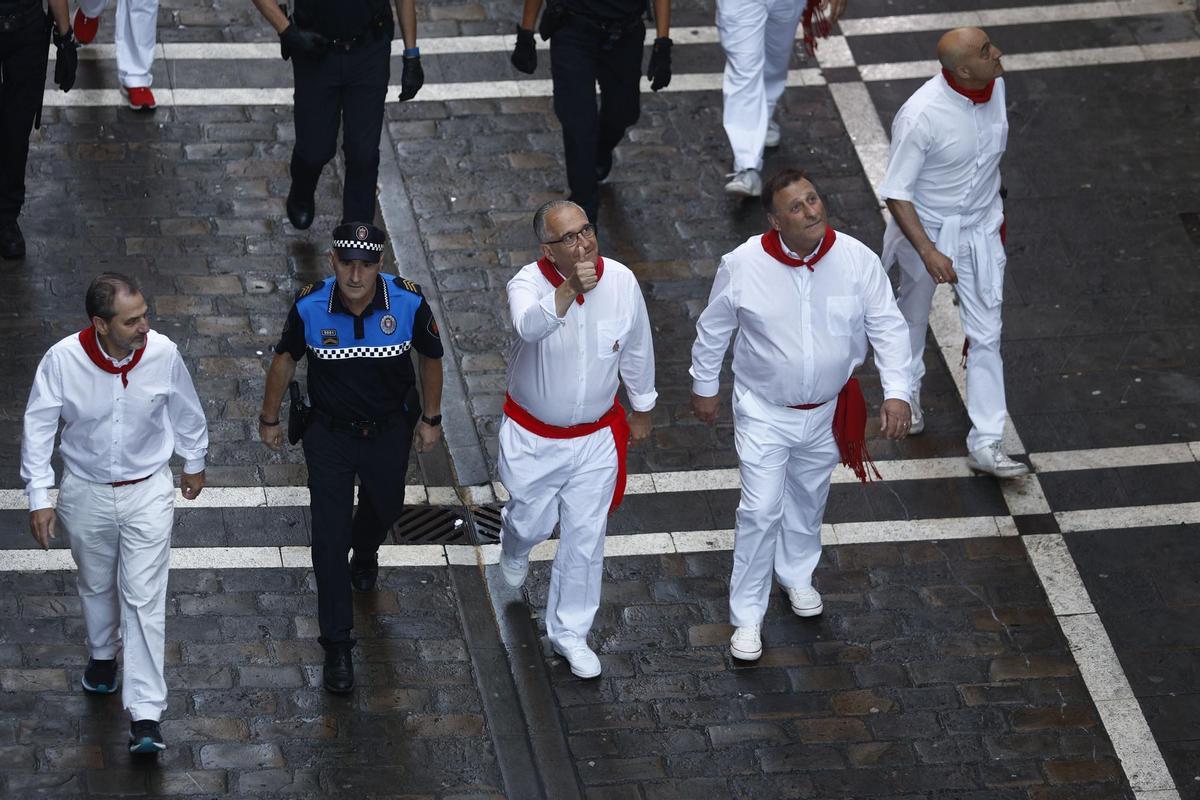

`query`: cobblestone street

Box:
[0,0,1197,796]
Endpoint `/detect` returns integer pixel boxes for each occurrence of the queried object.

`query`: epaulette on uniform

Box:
[394,276,423,297]
[295,280,323,300]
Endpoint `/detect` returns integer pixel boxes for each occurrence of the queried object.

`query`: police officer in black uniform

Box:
[509,0,671,224]
[258,222,444,693]
[0,0,76,259]
[251,0,424,231]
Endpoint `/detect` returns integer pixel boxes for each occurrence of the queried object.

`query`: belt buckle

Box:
[351,420,375,438]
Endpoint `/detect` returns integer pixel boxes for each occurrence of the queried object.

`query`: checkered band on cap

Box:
[308,341,412,360]
[332,239,385,252]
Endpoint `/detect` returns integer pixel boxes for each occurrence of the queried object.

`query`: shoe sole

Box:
[729,643,762,661]
[553,648,601,679]
[791,601,824,617]
[129,738,165,754]
[82,678,120,695]
[323,681,355,695]
[724,185,761,198]
[966,461,1031,478]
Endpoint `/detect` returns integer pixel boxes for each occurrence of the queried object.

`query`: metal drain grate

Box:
[391,506,470,545]
[469,505,503,545]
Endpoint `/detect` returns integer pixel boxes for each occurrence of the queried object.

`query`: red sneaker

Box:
[73,8,100,44]
[121,85,156,111]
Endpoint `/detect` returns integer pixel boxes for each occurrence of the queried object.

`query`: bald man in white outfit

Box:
[880,27,1028,478]
[691,169,911,661]
[498,200,657,679]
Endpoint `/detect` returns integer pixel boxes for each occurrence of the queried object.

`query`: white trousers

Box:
[57,464,174,721]
[77,0,159,87]
[498,417,616,651]
[729,385,838,627]
[716,0,805,172]
[894,235,1008,452]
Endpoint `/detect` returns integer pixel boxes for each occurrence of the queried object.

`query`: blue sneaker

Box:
[129,719,165,754]
[81,658,119,694]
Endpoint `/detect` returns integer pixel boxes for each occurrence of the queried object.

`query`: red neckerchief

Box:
[537,256,605,304]
[78,326,145,388]
[832,378,882,483]
[941,68,995,104]
[800,0,832,56]
[761,227,837,271]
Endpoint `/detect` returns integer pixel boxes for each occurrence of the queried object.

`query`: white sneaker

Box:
[765,120,781,148]
[909,404,925,435]
[729,625,762,661]
[786,586,824,617]
[553,641,602,679]
[498,550,529,588]
[724,168,762,198]
[967,442,1031,478]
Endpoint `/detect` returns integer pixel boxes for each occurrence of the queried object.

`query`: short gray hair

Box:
[533,200,584,243]
[85,273,141,322]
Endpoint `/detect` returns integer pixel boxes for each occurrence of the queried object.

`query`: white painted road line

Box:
[840,0,1194,35]
[1056,501,1200,532]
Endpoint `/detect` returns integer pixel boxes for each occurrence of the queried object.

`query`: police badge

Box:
[380,314,397,335]
[356,225,369,241]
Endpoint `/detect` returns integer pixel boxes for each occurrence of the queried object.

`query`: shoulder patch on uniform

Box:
[394,276,423,296]
[295,281,319,300]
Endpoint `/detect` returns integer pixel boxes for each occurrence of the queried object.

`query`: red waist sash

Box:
[784,379,880,484]
[503,394,631,515]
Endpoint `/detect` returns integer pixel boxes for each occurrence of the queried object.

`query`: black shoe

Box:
[0,218,25,260]
[285,184,315,230]
[323,644,355,694]
[349,551,379,592]
[596,149,614,183]
[128,719,166,754]
[81,658,119,694]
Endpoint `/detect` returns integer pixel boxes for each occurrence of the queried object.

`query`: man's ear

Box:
[539,243,555,264]
[766,212,781,232]
[328,250,338,272]
[92,316,109,336]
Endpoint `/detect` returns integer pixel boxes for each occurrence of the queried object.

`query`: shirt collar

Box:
[327,275,390,317]
[779,235,823,261]
[96,330,134,367]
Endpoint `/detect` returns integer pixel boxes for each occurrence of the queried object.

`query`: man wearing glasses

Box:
[496,199,657,679]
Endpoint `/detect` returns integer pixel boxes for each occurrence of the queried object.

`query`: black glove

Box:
[647,37,672,91]
[398,54,424,101]
[279,24,328,61]
[53,27,79,92]
[511,25,536,74]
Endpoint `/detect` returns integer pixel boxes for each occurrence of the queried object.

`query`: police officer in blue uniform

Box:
[0,0,76,258]
[258,221,443,693]
[251,0,424,230]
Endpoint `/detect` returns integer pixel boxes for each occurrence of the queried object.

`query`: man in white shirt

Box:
[879,27,1028,478]
[21,273,209,754]
[691,169,910,661]
[719,0,846,197]
[498,199,657,679]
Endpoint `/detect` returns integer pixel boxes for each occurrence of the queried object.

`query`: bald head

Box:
[937,27,1004,86]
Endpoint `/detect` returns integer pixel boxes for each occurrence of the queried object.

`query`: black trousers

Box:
[291,37,390,225]
[303,417,411,647]
[550,15,644,223]
[0,10,48,221]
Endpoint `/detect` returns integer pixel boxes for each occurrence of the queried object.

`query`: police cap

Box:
[332,222,386,264]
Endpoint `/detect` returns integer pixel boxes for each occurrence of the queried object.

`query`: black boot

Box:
[323,643,354,694]
[0,218,25,260]
[595,148,614,183]
[349,550,379,592]
[286,184,315,230]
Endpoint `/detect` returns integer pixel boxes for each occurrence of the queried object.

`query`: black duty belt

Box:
[324,13,391,50]
[575,11,643,38]
[312,408,407,439]
[0,3,43,33]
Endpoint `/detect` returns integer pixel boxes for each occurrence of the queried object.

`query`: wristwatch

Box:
[421,414,442,426]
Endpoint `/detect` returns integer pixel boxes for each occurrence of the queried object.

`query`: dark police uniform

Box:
[550,0,648,223]
[288,0,394,225]
[0,0,50,253]
[274,268,443,650]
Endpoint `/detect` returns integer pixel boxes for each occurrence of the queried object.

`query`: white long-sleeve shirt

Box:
[690,231,911,406]
[506,257,657,427]
[21,329,209,511]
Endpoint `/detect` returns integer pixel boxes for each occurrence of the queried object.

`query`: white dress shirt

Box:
[506,257,657,427]
[690,231,911,406]
[21,329,209,511]
[879,73,1008,305]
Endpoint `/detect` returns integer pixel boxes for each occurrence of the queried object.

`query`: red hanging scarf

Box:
[537,257,605,305]
[941,67,995,104]
[761,227,837,271]
[78,326,144,388]
[831,378,882,483]
[503,394,631,515]
[800,0,833,56]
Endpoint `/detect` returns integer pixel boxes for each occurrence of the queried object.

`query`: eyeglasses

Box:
[542,223,596,247]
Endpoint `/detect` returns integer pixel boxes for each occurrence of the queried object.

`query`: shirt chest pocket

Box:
[825,296,863,337]
[596,319,628,359]
[986,121,1008,155]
